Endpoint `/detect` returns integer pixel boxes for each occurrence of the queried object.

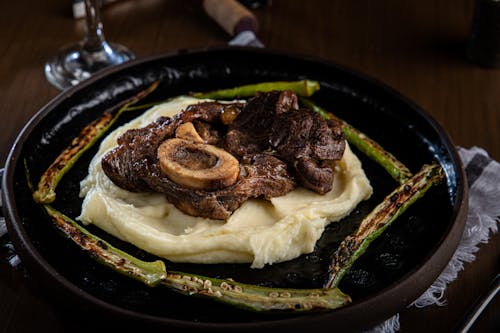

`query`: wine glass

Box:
[44,0,135,90]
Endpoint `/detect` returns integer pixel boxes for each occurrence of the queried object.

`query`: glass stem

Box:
[83,0,106,52]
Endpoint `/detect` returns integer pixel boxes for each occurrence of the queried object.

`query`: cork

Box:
[203,0,258,35]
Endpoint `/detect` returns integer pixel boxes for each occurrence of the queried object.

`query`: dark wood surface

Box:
[1,1,498,332]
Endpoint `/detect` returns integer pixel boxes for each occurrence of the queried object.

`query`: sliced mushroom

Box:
[157,138,240,190]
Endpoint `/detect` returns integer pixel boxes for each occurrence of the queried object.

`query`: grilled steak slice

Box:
[179,101,243,145]
[101,98,297,219]
[143,153,296,220]
[224,90,298,157]
[102,116,178,192]
[177,101,243,125]
[270,109,345,194]
[270,108,345,161]
[101,91,346,219]
[102,102,243,193]
[294,158,335,194]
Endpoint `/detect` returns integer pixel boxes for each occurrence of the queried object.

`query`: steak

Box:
[102,116,178,192]
[270,108,345,193]
[101,91,346,219]
[102,102,243,193]
[142,153,296,219]
[224,90,298,157]
[102,99,297,219]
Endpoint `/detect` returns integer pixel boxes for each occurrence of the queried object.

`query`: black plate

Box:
[2,47,467,332]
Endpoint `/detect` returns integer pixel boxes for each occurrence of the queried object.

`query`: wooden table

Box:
[1,1,498,332]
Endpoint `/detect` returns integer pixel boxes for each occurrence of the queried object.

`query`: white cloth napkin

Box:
[1,146,499,331]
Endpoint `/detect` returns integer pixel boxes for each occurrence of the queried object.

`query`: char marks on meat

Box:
[102,116,177,192]
[143,153,295,219]
[101,91,345,219]
[224,91,298,157]
[270,109,346,194]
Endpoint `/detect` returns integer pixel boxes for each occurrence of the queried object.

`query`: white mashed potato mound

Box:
[78,96,373,268]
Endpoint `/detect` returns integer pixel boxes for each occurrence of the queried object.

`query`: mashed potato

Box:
[78,96,372,268]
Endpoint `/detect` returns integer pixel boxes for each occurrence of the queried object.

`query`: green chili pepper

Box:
[324,162,445,288]
[191,80,320,99]
[33,82,159,204]
[44,205,351,311]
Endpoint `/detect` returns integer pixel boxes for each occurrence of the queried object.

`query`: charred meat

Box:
[101,91,345,219]
[223,90,298,157]
[270,109,345,193]
[141,153,295,219]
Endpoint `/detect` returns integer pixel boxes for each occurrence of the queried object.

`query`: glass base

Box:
[45,41,135,90]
